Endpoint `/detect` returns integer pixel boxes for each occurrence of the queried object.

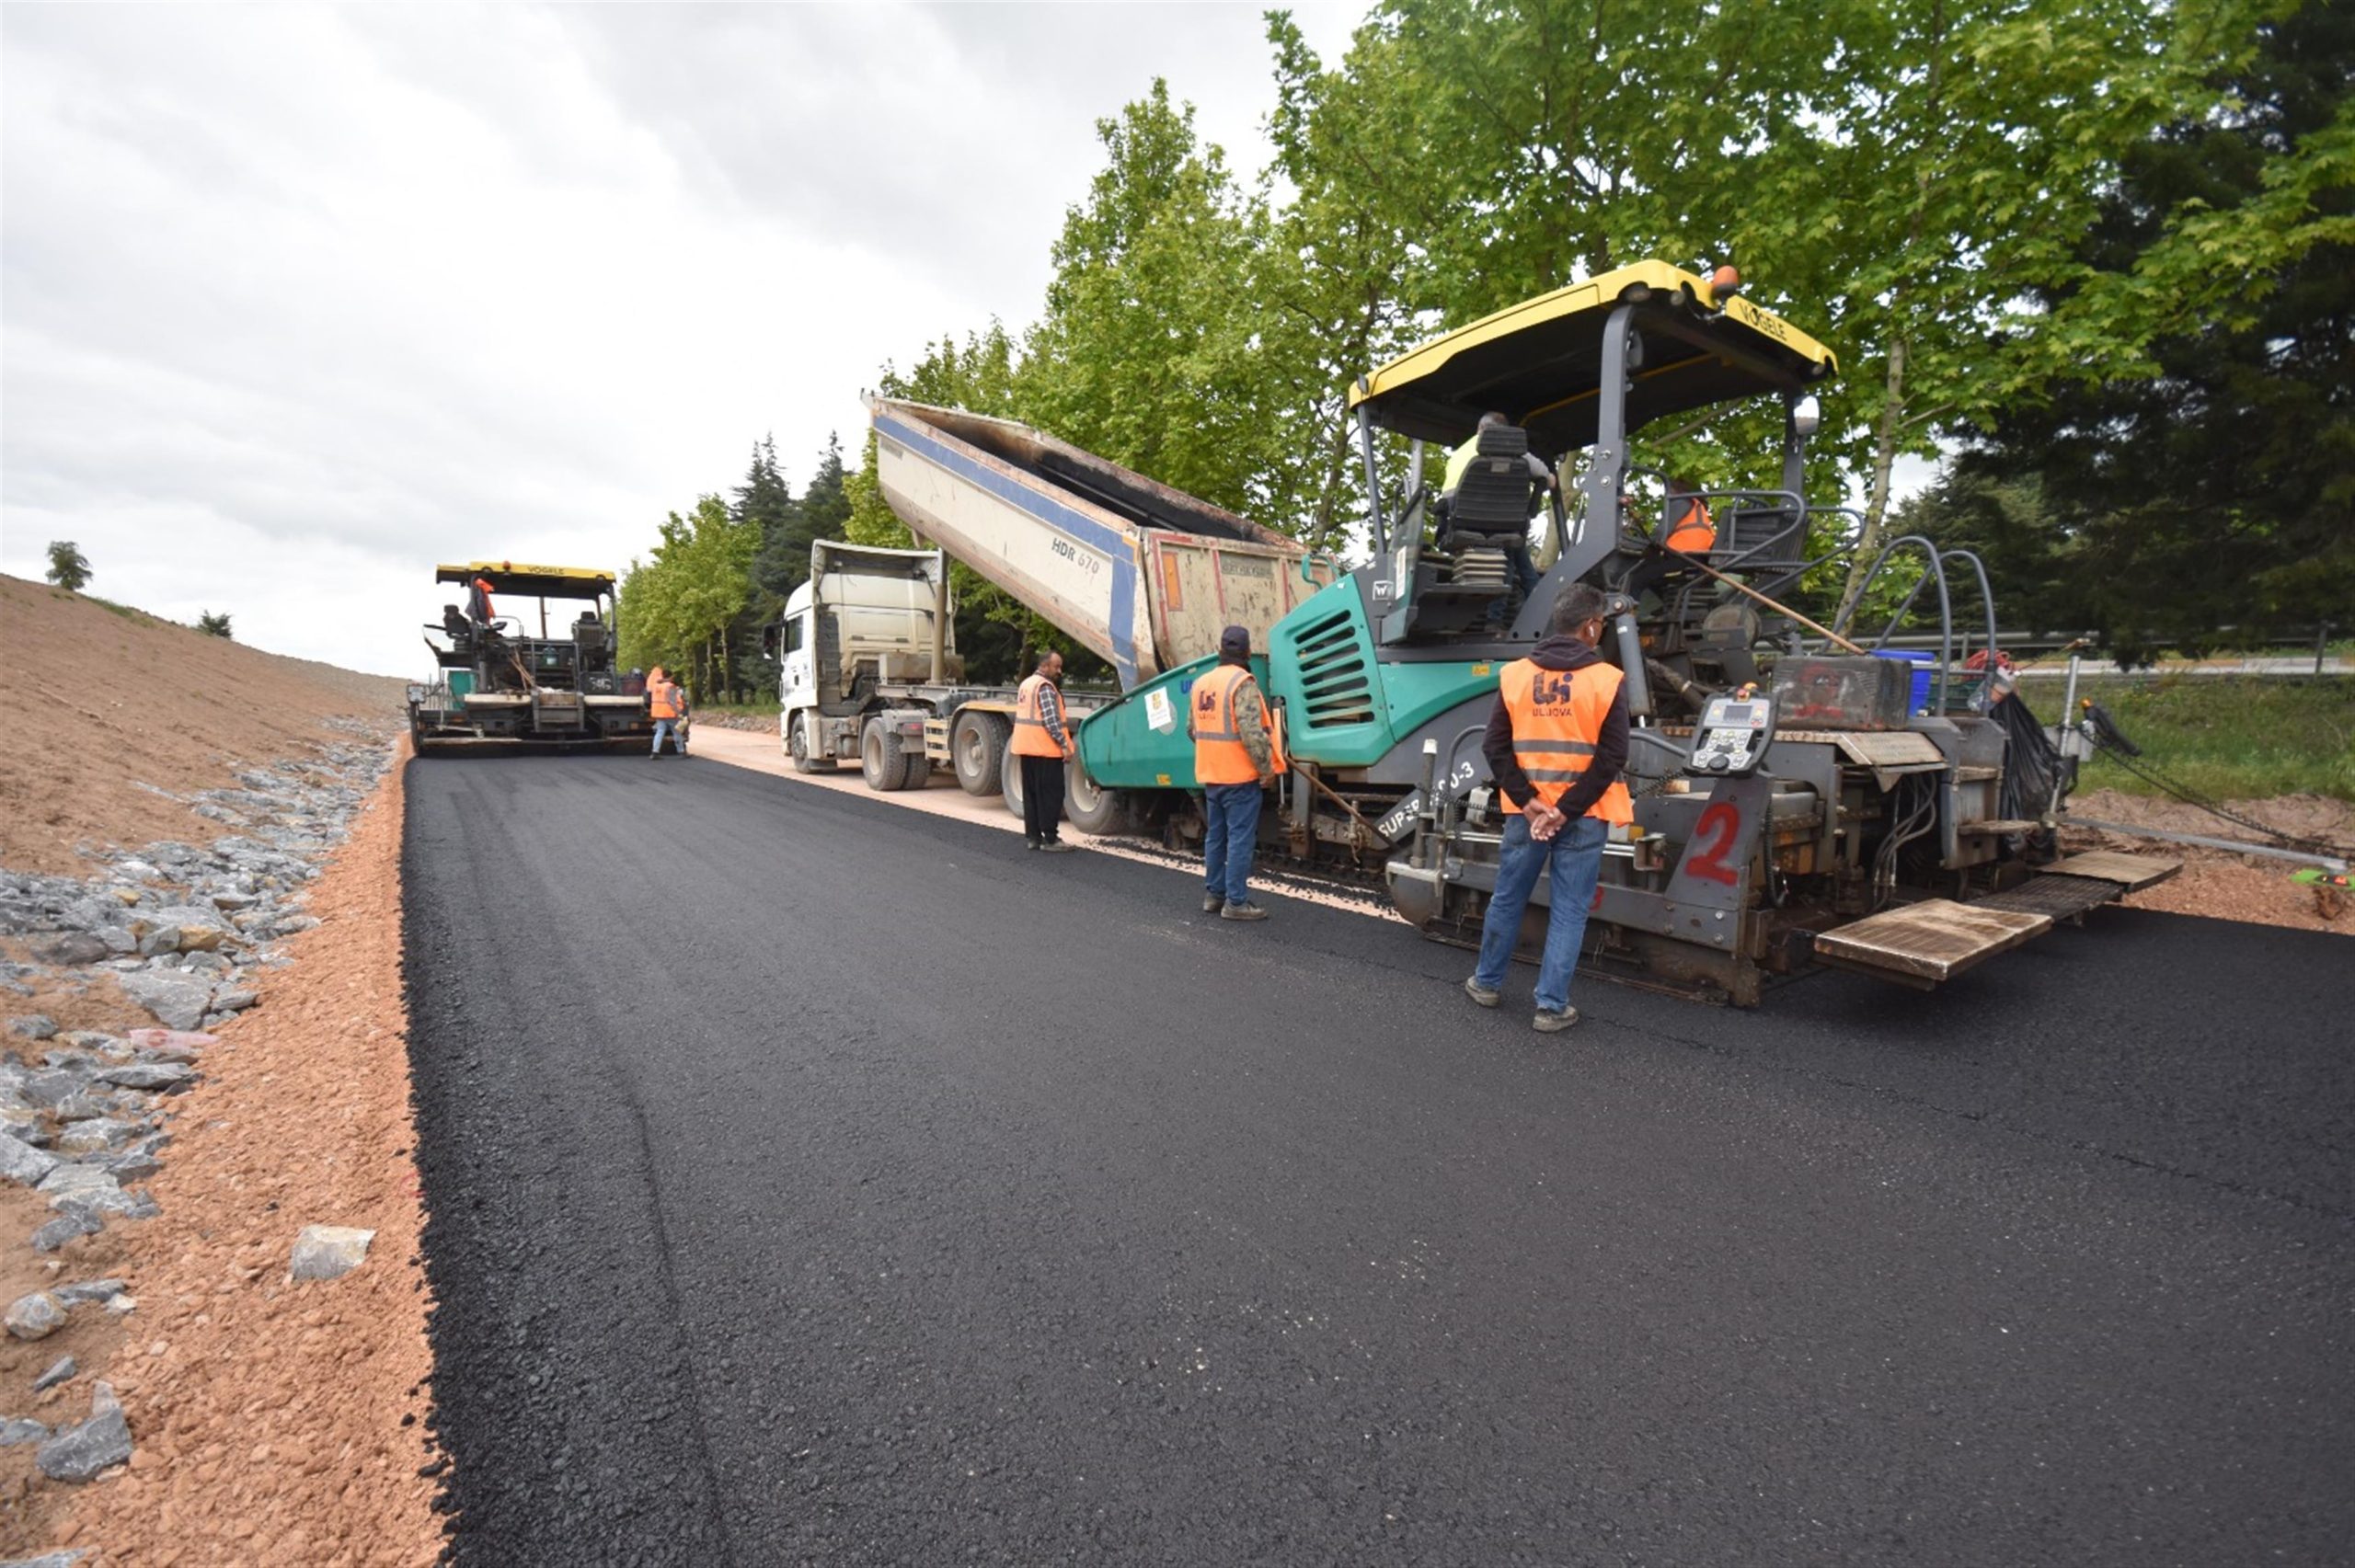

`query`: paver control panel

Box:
[1688,692,1775,775]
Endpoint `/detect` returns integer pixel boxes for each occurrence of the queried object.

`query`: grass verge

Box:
[2019,675,2355,803]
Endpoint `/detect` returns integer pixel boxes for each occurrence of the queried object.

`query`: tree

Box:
[616,494,760,700]
[739,434,806,603]
[44,541,90,591]
[1952,0,2355,661]
[196,611,234,638]
[731,436,802,696]
[801,431,852,541]
[1266,0,2270,610]
[1020,82,1323,525]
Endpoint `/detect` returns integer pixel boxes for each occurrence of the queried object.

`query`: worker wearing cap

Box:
[1463,581,1631,1031]
[648,667,686,759]
[1012,651,1077,853]
[1190,624,1276,921]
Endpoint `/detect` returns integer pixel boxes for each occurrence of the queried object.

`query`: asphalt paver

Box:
[403,755,2352,1566]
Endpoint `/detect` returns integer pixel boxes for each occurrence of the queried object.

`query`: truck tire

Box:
[788,714,834,774]
[1064,762,1137,836]
[1000,740,1026,818]
[950,710,1011,797]
[861,717,919,792]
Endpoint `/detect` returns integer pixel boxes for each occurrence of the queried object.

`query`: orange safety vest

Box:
[648,676,679,720]
[1191,663,1267,786]
[1498,659,1634,824]
[1011,673,1068,758]
[1663,497,1717,555]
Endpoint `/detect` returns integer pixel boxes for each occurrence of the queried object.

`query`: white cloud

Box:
[3,2,1361,676]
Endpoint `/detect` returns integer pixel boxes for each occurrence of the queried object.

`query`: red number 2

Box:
[1684,801,1742,886]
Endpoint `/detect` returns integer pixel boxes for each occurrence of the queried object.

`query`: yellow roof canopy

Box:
[435,562,615,598]
[1348,260,1838,456]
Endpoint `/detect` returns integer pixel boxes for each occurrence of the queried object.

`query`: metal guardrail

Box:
[1863,627,2346,676]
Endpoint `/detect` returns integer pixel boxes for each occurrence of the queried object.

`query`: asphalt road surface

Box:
[403,755,2351,1567]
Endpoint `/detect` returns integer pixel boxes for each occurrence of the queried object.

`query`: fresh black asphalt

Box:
[402,754,2352,1567]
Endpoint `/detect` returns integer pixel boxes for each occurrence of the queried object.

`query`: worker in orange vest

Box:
[1464,581,1631,1031]
[1012,651,1077,852]
[647,666,687,759]
[1662,475,1717,554]
[1190,624,1278,921]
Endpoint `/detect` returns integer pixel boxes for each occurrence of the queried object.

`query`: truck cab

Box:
[775,545,959,726]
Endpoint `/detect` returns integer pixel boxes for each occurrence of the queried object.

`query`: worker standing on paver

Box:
[648,667,686,760]
[1463,583,1631,1030]
[1191,624,1277,921]
[1013,651,1077,853]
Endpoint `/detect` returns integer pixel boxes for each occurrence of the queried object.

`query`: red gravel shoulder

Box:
[31,746,442,1565]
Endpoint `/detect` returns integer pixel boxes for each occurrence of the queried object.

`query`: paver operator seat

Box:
[1437,419,1549,612]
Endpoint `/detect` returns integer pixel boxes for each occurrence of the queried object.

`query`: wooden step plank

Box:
[1959,818,2043,835]
[1813,899,2052,987]
[2045,850,2182,892]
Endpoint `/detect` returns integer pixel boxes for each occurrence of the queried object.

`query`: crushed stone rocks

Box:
[4,732,420,1554]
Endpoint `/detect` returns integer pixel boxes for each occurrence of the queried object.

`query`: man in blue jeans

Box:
[1464,582,1632,1031]
[1191,624,1278,921]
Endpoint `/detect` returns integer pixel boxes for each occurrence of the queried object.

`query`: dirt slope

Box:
[0,576,405,874]
[2060,788,2351,934]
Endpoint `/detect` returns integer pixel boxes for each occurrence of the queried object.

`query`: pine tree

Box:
[801,433,851,541]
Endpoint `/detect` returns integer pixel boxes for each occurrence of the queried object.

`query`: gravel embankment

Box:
[2,733,439,1564]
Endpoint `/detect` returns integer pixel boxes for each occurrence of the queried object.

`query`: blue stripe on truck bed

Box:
[874,409,1143,691]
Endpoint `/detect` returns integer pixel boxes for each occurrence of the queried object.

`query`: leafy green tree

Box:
[196,611,233,638]
[44,541,91,591]
[1952,0,2354,661]
[1266,0,2276,614]
[617,494,759,699]
[1021,82,1322,527]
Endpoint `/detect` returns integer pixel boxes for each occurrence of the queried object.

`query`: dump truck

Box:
[778,403,1335,811]
[770,539,1114,801]
[408,562,655,752]
[1056,258,2179,1001]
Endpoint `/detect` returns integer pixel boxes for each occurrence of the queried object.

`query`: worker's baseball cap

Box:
[1220,624,1250,655]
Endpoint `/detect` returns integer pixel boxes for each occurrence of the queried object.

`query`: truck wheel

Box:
[861,718,915,792]
[1064,763,1136,836]
[950,710,1011,796]
[788,714,833,774]
[1000,740,1026,818]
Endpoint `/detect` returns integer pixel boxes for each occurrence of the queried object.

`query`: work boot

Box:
[1463,977,1500,1009]
[1201,892,1225,914]
[1220,901,1269,922]
[1532,1007,1580,1034]
[1040,841,1076,854]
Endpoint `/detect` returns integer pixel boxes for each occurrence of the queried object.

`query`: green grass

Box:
[70,591,163,627]
[2028,675,2355,803]
[697,700,780,719]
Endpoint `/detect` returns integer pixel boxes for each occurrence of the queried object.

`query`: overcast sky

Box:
[2,2,1362,676]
